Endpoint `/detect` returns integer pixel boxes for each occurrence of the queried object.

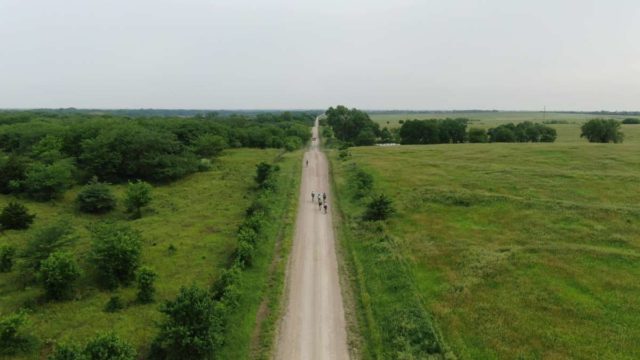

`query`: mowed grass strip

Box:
[330,142,640,359]
[0,148,282,358]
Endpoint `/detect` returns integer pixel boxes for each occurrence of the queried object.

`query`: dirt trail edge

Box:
[275,118,349,359]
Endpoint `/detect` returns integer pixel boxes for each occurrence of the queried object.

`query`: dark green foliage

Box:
[0,154,27,194]
[398,118,468,144]
[47,344,85,360]
[254,162,274,186]
[210,265,241,301]
[124,180,152,219]
[0,245,16,272]
[39,251,82,300]
[0,311,35,356]
[193,134,227,157]
[386,307,441,358]
[151,285,216,360]
[622,118,640,124]
[349,166,374,199]
[136,267,157,303]
[22,160,75,201]
[83,333,136,360]
[338,149,351,160]
[0,201,35,230]
[364,194,395,221]
[468,127,488,143]
[32,135,64,164]
[283,136,303,151]
[90,223,142,289]
[76,179,116,214]
[580,119,624,143]
[325,105,380,145]
[488,122,557,143]
[235,240,255,268]
[104,296,124,313]
[23,218,76,272]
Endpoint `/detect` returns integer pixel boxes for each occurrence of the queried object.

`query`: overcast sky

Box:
[1,0,639,110]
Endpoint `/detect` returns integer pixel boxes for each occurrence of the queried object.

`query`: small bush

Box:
[0,311,35,356]
[580,119,624,143]
[0,154,27,194]
[0,245,16,272]
[0,202,35,230]
[197,158,212,172]
[47,343,84,360]
[364,194,395,221]
[23,218,76,272]
[468,128,488,143]
[254,162,274,187]
[22,160,75,201]
[76,179,116,214]
[124,180,152,219]
[151,285,216,359]
[84,333,136,360]
[90,223,142,289]
[622,118,640,124]
[338,149,351,160]
[136,267,157,304]
[236,240,254,268]
[193,134,227,157]
[39,251,82,300]
[104,296,124,313]
[349,167,374,199]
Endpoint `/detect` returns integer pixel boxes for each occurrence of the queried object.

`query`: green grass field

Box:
[0,148,300,359]
[371,111,640,144]
[330,140,640,359]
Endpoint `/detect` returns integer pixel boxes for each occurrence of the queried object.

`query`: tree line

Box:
[0,111,313,201]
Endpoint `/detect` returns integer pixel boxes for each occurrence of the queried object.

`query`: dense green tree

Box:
[83,333,136,360]
[0,154,27,194]
[90,223,142,289]
[39,251,82,300]
[47,344,85,360]
[398,120,441,144]
[325,106,380,144]
[23,218,76,272]
[124,180,152,219]
[76,179,117,214]
[0,202,35,230]
[468,128,488,143]
[22,160,75,201]
[254,162,275,188]
[32,135,64,164]
[136,267,157,303]
[580,119,624,143]
[151,285,217,359]
[364,194,395,221]
[622,118,640,124]
[192,134,227,157]
[488,125,517,142]
[0,245,16,272]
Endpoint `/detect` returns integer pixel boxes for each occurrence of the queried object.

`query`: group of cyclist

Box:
[311,191,328,213]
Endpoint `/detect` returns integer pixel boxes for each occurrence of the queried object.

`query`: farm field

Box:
[371,111,640,144]
[330,142,640,359]
[0,148,301,359]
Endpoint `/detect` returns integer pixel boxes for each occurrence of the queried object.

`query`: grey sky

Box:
[1,0,639,110]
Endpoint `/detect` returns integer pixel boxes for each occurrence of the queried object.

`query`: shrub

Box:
[124,180,152,219]
[0,245,16,272]
[236,240,255,268]
[338,149,351,160]
[254,162,274,186]
[136,267,157,304]
[622,118,640,124]
[284,136,302,151]
[39,251,82,300]
[22,160,75,201]
[23,218,76,272]
[468,128,488,143]
[0,202,35,230]
[47,344,84,360]
[350,167,374,199]
[76,179,116,214]
[197,158,212,172]
[210,265,241,300]
[104,296,124,313]
[90,223,142,289]
[151,285,216,359]
[581,119,624,143]
[364,194,395,221]
[83,333,136,360]
[0,311,34,356]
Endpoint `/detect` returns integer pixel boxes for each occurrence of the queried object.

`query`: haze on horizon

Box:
[1,0,639,111]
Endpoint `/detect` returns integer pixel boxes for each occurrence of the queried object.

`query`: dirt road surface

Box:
[275,118,349,360]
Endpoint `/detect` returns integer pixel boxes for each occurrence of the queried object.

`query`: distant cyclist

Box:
[318,200,323,210]
[311,191,315,202]
[306,160,308,167]
[323,203,328,214]
[322,192,327,201]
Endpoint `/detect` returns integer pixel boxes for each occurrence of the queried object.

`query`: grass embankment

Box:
[330,143,640,359]
[0,148,301,359]
[371,111,640,144]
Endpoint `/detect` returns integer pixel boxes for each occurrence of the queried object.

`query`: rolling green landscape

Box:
[329,127,640,358]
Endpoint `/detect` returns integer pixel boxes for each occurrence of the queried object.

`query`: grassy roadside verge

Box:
[216,149,302,359]
[327,148,452,360]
